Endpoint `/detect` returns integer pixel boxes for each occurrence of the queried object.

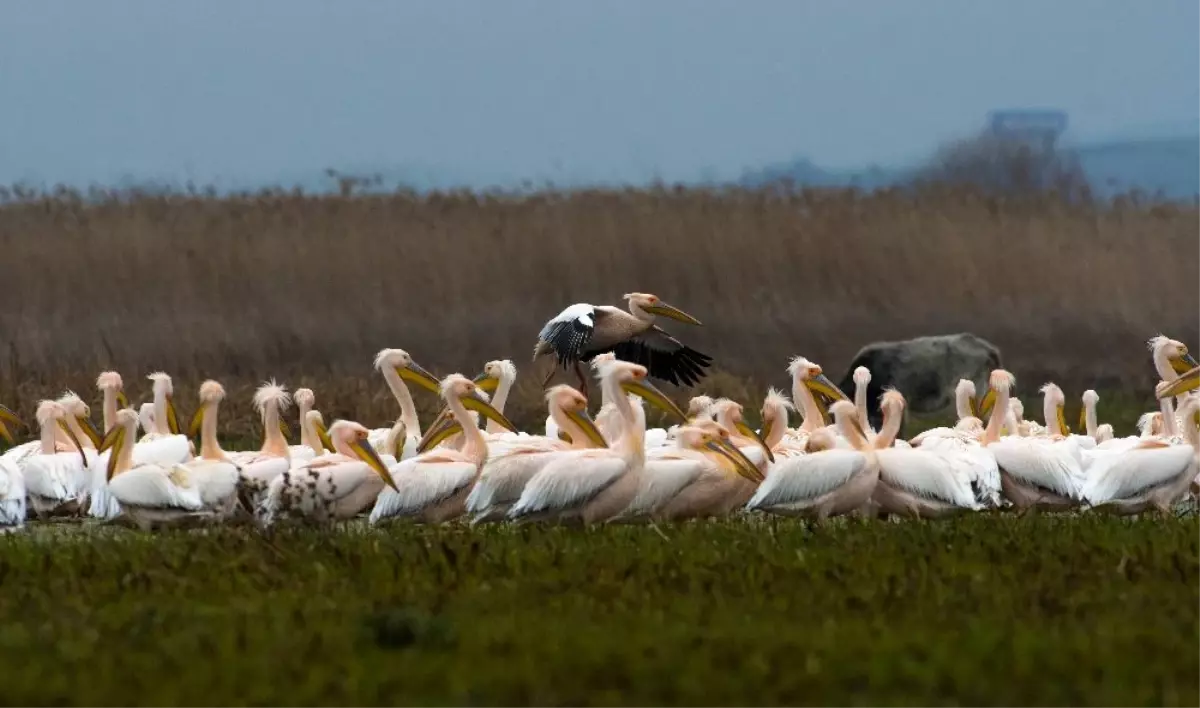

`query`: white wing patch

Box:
[510,453,626,517]
[748,450,866,510]
[369,459,477,523]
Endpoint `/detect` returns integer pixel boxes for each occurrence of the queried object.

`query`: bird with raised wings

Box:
[532,292,711,396]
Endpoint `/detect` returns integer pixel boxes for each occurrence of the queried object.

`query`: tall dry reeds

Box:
[0,185,1195,437]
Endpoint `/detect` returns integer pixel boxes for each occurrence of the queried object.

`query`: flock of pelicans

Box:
[0,296,1195,532]
[0,340,1194,532]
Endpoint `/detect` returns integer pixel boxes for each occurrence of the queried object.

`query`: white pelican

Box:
[367,348,442,458]
[851,366,876,436]
[746,400,879,521]
[0,406,25,530]
[758,388,806,458]
[228,381,294,508]
[288,388,322,464]
[1149,335,1198,393]
[22,401,93,519]
[137,403,156,440]
[298,408,335,460]
[95,371,131,433]
[137,373,193,464]
[871,390,985,518]
[1037,383,1096,451]
[172,380,241,520]
[980,371,1083,511]
[260,420,398,526]
[909,379,980,447]
[466,385,608,525]
[1079,389,1114,444]
[369,374,519,525]
[532,292,710,396]
[613,423,762,523]
[101,408,205,530]
[1080,397,1198,515]
[709,398,775,472]
[508,359,688,525]
[1158,365,1199,400]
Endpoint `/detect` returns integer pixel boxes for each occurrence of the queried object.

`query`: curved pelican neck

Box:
[39,418,59,454]
[200,400,225,460]
[605,375,644,461]
[1083,399,1098,438]
[153,386,171,436]
[983,386,1010,444]
[447,392,487,463]
[792,377,824,433]
[854,381,871,433]
[1160,397,1178,438]
[955,386,973,421]
[485,373,515,435]
[260,400,289,457]
[762,407,787,449]
[547,404,588,450]
[298,401,320,452]
[113,421,137,476]
[381,367,421,437]
[874,405,903,449]
[102,388,118,432]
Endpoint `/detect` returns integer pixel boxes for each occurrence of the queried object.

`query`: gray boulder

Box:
[838,333,1002,430]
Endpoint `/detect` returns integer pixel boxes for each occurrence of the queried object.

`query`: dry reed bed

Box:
[0,186,1195,437]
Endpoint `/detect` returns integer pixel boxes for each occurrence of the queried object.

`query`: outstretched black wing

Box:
[537,304,599,368]
[594,325,712,387]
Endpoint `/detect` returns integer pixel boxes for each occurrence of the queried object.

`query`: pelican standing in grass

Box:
[228,381,294,508]
[870,390,984,518]
[980,371,1083,511]
[174,380,241,520]
[101,409,204,529]
[533,293,711,397]
[369,374,519,525]
[367,348,442,458]
[746,400,879,521]
[614,422,762,523]
[22,401,92,519]
[259,420,398,526]
[509,359,688,525]
[466,385,609,525]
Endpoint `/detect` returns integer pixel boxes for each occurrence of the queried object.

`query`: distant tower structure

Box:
[988,109,1068,152]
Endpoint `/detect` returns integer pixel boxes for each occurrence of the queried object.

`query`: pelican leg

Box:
[540,366,556,390]
[573,361,589,399]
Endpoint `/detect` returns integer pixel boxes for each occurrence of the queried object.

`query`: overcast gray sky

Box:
[1,1,1196,188]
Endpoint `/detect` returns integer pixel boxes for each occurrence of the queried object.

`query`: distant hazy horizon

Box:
[1,1,1196,189]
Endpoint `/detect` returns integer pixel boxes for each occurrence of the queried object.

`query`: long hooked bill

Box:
[472,370,502,394]
[641,301,703,326]
[116,391,130,409]
[806,373,849,403]
[189,406,205,439]
[75,415,102,448]
[707,438,764,483]
[620,379,687,421]
[1077,405,1087,433]
[1056,404,1070,436]
[416,418,462,454]
[311,417,336,452]
[99,424,128,480]
[0,405,21,446]
[460,393,519,433]
[1171,351,1200,375]
[348,436,398,491]
[968,394,980,419]
[1158,366,1199,399]
[734,420,775,464]
[396,360,442,394]
[166,394,181,436]
[977,388,996,420]
[56,419,89,468]
[563,407,608,448]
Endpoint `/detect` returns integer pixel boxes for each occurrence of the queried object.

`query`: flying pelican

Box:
[22,401,92,519]
[466,385,608,525]
[870,390,985,518]
[745,400,879,521]
[367,348,442,458]
[100,409,204,529]
[172,380,241,521]
[979,371,1083,511]
[613,422,762,523]
[259,420,398,526]
[532,293,710,396]
[508,358,687,525]
[1080,396,1198,516]
[228,381,294,509]
[368,374,519,525]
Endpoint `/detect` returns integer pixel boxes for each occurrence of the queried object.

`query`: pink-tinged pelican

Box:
[465,385,608,525]
[980,370,1084,511]
[757,388,806,459]
[228,381,293,508]
[21,401,90,519]
[288,388,323,464]
[1158,365,1199,400]
[508,359,688,525]
[613,423,762,523]
[172,380,241,520]
[709,398,775,472]
[95,371,131,434]
[100,409,205,529]
[781,357,850,445]
[745,400,879,520]
[1079,389,1114,443]
[368,374,519,525]
[367,348,442,459]
[909,379,982,447]
[851,366,875,436]
[532,293,710,396]
[260,420,398,525]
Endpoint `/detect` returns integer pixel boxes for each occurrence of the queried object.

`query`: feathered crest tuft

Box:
[253,380,291,414]
[787,356,818,378]
[762,387,794,412]
[96,371,123,391]
[374,348,409,371]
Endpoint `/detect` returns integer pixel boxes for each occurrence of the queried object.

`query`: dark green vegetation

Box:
[1,516,1195,706]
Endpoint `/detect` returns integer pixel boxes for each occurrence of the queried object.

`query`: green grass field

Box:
[1,516,1195,706]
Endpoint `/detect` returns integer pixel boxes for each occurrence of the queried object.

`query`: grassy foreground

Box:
[0,516,1195,706]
